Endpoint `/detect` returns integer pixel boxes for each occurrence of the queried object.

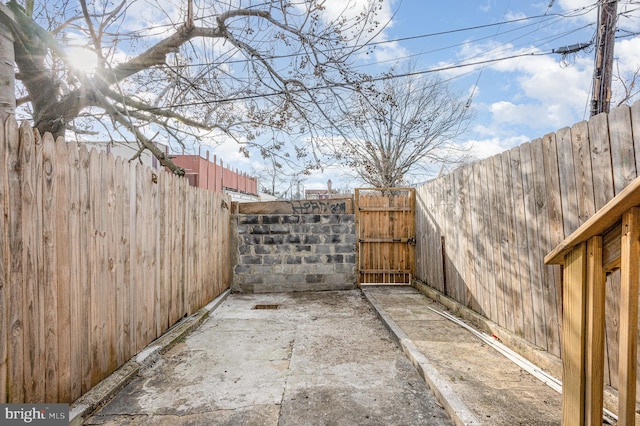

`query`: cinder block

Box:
[334,263,356,273]
[290,282,317,291]
[269,224,290,234]
[241,255,262,265]
[234,264,251,274]
[313,264,335,274]
[263,215,281,224]
[239,283,254,292]
[285,274,305,283]
[281,215,301,224]
[305,274,324,284]
[254,245,272,255]
[263,235,285,245]
[286,234,302,244]
[238,215,260,225]
[243,235,262,245]
[312,224,332,234]
[301,214,322,224]
[275,245,291,254]
[242,274,264,285]
[343,234,357,244]
[340,215,355,223]
[314,245,332,254]
[325,215,340,224]
[250,265,273,275]
[303,234,321,244]
[303,255,322,264]
[325,234,342,244]
[251,225,271,234]
[331,225,351,234]
[335,244,356,254]
[263,255,282,265]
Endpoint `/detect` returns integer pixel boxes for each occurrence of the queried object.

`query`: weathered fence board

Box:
[0,119,231,403]
[415,100,640,397]
[571,120,595,227]
[490,155,506,328]
[542,132,563,358]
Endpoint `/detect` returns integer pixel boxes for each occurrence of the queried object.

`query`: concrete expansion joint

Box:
[277,337,296,422]
[361,289,481,426]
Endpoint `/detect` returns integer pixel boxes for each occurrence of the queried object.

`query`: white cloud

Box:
[462,135,531,160]
[557,0,599,23]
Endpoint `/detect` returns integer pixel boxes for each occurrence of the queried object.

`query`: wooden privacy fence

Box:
[416,100,640,397]
[0,119,232,404]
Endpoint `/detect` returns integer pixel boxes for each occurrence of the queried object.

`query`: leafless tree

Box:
[322,66,473,188]
[0,0,383,174]
[613,61,640,108]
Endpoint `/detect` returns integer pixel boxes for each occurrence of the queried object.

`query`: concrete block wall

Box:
[232,214,357,292]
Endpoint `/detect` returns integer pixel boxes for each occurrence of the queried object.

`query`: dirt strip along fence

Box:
[0,118,232,404]
[416,100,640,395]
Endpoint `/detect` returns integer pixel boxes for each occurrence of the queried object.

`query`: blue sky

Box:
[218,0,640,193]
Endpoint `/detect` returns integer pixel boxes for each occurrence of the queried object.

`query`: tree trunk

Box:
[0,19,15,123]
[0,15,13,406]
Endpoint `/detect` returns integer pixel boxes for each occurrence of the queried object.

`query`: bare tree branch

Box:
[3,0,384,174]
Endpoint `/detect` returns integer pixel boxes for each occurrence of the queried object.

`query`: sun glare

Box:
[66,47,98,74]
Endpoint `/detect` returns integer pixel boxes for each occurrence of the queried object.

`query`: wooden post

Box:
[584,236,605,425]
[562,242,587,426]
[618,207,640,424]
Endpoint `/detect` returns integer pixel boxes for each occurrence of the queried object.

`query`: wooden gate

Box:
[355,188,416,285]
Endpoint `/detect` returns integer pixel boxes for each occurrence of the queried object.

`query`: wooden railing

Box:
[545,176,640,425]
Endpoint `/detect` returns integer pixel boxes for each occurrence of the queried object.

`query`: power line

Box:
[92,2,601,71]
[128,50,555,113]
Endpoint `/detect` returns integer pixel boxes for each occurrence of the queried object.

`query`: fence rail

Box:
[0,118,232,403]
[416,100,640,395]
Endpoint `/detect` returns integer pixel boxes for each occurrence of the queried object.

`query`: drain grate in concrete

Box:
[252,304,279,310]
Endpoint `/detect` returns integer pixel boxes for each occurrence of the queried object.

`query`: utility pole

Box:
[590,0,618,116]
